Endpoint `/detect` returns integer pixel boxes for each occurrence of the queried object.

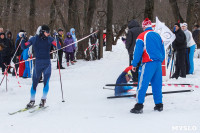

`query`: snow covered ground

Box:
[0,39,200,133]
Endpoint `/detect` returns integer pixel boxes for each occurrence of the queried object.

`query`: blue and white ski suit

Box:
[132,27,165,104]
[21,35,60,101]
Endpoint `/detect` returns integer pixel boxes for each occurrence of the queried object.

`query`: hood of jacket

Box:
[66,32,72,37]
[70,28,75,36]
[128,19,140,29]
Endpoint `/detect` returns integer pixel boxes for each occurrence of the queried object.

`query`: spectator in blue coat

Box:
[63,32,75,66]
[21,48,31,78]
[70,28,77,62]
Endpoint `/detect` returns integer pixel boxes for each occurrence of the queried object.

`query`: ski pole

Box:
[107,89,194,99]
[54,31,65,102]
[169,51,174,78]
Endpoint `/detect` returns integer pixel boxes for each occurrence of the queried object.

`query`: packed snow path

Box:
[0,39,199,133]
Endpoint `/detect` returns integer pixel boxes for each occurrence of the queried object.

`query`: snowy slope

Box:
[0,39,200,133]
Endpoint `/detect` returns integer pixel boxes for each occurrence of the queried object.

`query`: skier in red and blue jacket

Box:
[21,25,61,108]
[115,66,133,96]
[130,18,165,114]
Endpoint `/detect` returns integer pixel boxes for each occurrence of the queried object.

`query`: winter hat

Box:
[181,22,188,27]
[41,25,50,33]
[20,30,25,32]
[0,32,5,36]
[174,23,180,28]
[142,18,152,28]
[58,28,63,32]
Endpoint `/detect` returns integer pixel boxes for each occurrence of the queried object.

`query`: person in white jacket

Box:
[181,23,196,74]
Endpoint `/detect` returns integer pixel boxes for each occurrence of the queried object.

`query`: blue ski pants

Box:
[189,45,195,74]
[115,86,133,96]
[137,61,163,104]
[30,59,51,101]
[23,61,31,78]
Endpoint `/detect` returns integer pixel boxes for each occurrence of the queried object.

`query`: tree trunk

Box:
[186,0,197,30]
[106,0,113,51]
[113,24,128,45]
[3,0,11,30]
[11,0,20,40]
[144,0,154,20]
[78,0,96,59]
[29,0,36,35]
[169,0,184,22]
[48,1,56,32]
[53,0,67,31]
[68,0,80,37]
[0,0,5,26]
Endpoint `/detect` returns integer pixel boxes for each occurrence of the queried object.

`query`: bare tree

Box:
[3,0,11,29]
[68,0,80,36]
[48,1,56,32]
[11,0,20,38]
[77,0,96,59]
[169,0,184,22]
[29,0,36,35]
[53,0,68,31]
[144,0,154,20]
[186,0,197,30]
[106,0,113,51]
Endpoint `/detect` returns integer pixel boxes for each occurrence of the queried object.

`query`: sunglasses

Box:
[43,30,50,33]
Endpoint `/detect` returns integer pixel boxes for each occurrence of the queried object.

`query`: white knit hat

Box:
[181,22,188,27]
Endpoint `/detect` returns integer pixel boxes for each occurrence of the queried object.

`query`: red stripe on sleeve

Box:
[124,66,133,73]
[25,42,30,46]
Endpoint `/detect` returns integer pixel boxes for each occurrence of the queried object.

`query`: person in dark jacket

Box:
[0,32,12,74]
[12,30,27,77]
[126,19,143,82]
[57,28,65,69]
[6,31,15,57]
[172,23,187,79]
[63,32,75,66]
[192,25,200,58]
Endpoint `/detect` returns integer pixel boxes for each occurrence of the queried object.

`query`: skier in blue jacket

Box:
[130,18,165,114]
[115,66,133,96]
[21,25,61,108]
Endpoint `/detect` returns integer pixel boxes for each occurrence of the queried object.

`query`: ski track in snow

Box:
[0,39,200,133]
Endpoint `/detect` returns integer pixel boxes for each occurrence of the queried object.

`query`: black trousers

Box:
[174,49,186,77]
[1,56,11,73]
[57,50,63,67]
[129,53,140,82]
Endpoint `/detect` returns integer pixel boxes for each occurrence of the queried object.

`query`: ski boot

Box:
[154,103,163,112]
[130,103,144,114]
[39,99,46,108]
[26,100,35,109]
[67,62,70,67]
